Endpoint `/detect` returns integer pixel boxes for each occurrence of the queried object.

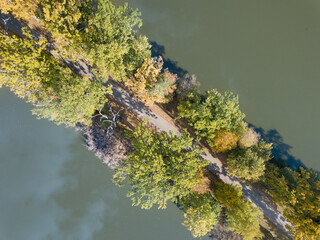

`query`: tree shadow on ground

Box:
[249,124,306,171]
[150,41,188,78]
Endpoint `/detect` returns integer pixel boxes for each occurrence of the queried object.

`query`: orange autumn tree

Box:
[125,56,176,106]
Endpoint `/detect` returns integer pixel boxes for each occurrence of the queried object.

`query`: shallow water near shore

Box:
[117,0,320,170]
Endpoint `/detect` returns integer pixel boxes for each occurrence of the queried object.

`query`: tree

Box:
[125,57,177,106]
[0,0,39,20]
[191,168,211,194]
[226,199,262,240]
[226,140,272,181]
[178,89,245,149]
[238,122,260,148]
[37,0,151,80]
[212,181,262,239]
[211,129,238,153]
[113,123,207,209]
[262,163,294,205]
[213,182,243,209]
[179,193,221,238]
[284,167,320,239]
[0,30,108,126]
[263,163,320,239]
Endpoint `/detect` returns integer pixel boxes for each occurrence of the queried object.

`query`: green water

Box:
[1,1,319,239]
[120,0,320,170]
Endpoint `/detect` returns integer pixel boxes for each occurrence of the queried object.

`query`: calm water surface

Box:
[119,0,320,170]
[1,0,320,238]
[0,88,197,240]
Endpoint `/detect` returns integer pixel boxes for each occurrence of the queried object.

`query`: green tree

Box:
[284,167,320,239]
[179,193,221,238]
[178,89,245,149]
[262,163,294,205]
[263,163,320,239]
[0,31,108,126]
[226,140,272,181]
[37,0,151,80]
[226,199,262,240]
[113,123,207,209]
[213,182,243,209]
[211,129,238,153]
[213,181,262,239]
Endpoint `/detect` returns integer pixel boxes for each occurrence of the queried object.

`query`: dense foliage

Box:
[37,0,151,80]
[226,140,272,181]
[125,57,177,105]
[214,182,262,240]
[263,163,320,239]
[213,182,243,209]
[211,129,239,153]
[0,0,39,20]
[179,193,221,238]
[113,123,207,209]
[0,31,108,126]
[226,199,262,240]
[178,89,245,149]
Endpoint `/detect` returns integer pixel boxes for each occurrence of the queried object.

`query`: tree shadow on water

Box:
[249,123,306,171]
[150,41,188,78]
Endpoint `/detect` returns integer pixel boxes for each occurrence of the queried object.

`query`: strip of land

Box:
[0,12,292,239]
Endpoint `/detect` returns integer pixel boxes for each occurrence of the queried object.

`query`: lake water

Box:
[1,1,319,239]
[0,88,197,240]
[119,0,320,170]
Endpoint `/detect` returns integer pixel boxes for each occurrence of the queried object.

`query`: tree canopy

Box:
[113,123,207,209]
[178,89,245,149]
[226,140,272,181]
[263,164,320,239]
[36,0,151,80]
[0,0,39,20]
[179,193,221,238]
[0,30,108,126]
[125,57,177,105]
[226,199,262,240]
